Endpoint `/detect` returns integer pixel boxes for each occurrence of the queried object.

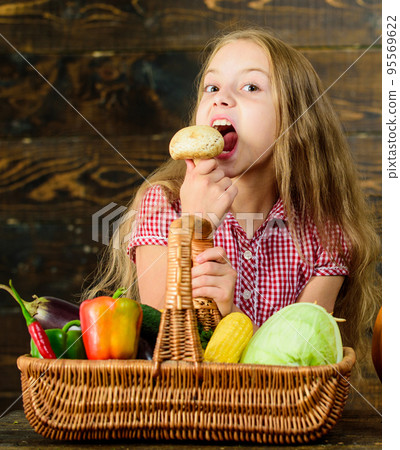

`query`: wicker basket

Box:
[17,215,356,443]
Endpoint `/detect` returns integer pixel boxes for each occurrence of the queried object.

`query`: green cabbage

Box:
[240,303,343,366]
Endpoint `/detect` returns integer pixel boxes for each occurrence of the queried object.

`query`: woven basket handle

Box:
[152,215,214,377]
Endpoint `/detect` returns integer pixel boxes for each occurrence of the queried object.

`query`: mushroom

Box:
[169,125,224,164]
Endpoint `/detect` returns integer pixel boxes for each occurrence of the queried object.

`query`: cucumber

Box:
[140,304,162,346]
[140,304,213,349]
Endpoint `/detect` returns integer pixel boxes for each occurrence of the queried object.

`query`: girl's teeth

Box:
[212,119,232,127]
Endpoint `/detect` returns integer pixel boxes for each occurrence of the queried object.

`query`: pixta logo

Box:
[92,203,137,249]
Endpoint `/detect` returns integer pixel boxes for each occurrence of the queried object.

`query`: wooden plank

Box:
[348,134,382,235]
[0,0,381,53]
[304,50,382,134]
[0,218,101,299]
[0,135,171,218]
[0,52,199,138]
[0,50,381,139]
[0,409,382,448]
[0,312,30,414]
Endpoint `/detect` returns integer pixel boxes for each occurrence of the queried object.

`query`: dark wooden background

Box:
[0,0,381,416]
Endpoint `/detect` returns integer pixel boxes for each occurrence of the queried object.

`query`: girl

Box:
[84,28,380,359]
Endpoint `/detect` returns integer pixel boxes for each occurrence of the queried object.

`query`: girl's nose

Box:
[213,89,235,107]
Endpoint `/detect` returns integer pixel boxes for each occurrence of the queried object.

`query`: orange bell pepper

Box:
[79,289,142,360]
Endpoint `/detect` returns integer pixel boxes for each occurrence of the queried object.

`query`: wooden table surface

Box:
[0,407,381,449]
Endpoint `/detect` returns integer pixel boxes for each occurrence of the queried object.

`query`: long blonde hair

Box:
[83,27,381,360]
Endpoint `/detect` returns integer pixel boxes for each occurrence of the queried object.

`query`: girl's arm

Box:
[296,275,345,313]
[135,245,168,310]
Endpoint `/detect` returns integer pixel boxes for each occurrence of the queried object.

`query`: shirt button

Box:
[243,289,251,300]
[244,250,253,260]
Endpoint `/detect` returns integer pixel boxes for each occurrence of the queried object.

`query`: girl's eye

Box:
[204,85,219,93]
[243,84,259,92]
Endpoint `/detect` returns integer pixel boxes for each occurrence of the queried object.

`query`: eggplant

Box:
[24,295,80,329]
[1,282,79,329]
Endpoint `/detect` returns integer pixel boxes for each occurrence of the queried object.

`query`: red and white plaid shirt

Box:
[127,185,349,326]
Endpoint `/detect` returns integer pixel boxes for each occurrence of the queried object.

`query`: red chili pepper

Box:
[9,281,56,359]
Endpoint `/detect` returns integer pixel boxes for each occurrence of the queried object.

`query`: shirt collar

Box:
[224,197,287,239]
[266,197,287,221]
[225,197,287,223]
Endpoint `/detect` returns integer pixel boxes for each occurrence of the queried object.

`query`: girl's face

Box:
[196,39,277,179]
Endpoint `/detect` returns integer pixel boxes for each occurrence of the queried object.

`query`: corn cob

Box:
[204,312,253,363]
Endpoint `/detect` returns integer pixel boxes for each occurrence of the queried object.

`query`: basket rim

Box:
[17,346,356,374]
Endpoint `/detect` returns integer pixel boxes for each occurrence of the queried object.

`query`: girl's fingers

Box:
[191,247,237,318]
[192,285,222,300]
[195,161,225,183]
[192,284,233,318]
[180,158,237,230]
[216,176,232,191]
[192,262,226,279]
[192,274,219,289]
[185,159,196,171]
[195,247,230,265]
[194,158,219,175]
[225,182,238,199]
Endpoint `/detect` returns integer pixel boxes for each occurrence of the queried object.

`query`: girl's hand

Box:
[191,246,237,317]
[180,159,238,229]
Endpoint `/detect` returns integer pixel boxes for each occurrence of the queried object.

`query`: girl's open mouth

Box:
[212,119,238,156]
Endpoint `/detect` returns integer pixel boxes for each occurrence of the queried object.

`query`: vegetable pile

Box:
[2,281,344,367]
[1,281,85,360]
[0,281,215,361]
